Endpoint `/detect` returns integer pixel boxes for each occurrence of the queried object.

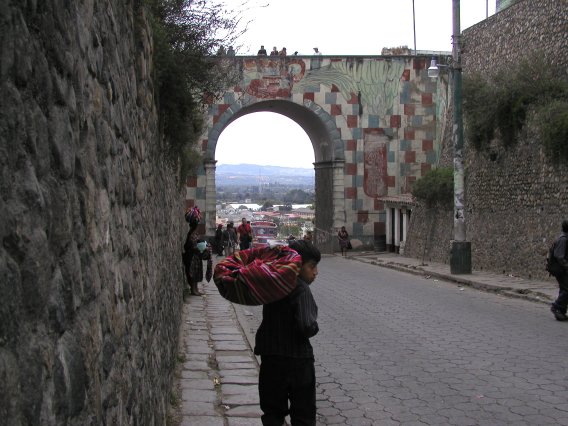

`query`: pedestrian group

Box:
[215,45,323,57]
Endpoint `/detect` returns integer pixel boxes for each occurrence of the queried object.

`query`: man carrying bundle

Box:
[254,240,321,426]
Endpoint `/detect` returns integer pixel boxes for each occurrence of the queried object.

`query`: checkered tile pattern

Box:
[189,56,447,238]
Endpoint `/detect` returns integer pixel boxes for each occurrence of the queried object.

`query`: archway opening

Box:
[216,112,314,169]
[215,111,316,242]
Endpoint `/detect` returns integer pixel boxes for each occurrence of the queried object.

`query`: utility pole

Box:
[449,0,471,274]
[412,0,417,55]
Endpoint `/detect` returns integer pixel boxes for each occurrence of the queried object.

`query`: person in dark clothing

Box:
[226,221,237,255]
[550,220,568,321]
[214,224,224,256]
[337,226,349,256]
[222,225,230,254]
[254,240,321,426]
[182,206,208,297]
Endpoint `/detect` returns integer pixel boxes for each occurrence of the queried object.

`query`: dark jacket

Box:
[553,232,568,270]
[254,278,318,359]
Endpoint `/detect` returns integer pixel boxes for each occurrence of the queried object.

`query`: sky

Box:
[215,0,497,169]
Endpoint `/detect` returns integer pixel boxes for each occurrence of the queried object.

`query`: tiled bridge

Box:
[187,54,450,252]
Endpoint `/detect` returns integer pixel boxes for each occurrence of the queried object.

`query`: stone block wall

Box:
[0,2,184,424]
[404,0,568,280]
[464,0,568,74]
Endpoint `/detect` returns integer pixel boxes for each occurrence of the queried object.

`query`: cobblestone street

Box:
[235,255,568,425]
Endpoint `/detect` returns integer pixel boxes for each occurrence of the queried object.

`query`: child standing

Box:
[254,240,321,425]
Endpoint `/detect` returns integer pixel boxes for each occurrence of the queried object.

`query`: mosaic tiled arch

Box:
[189,55,449,249]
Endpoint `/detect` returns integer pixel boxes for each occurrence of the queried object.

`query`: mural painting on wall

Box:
[364,131,389,198]
[293,59,405,116]
[242,58,306,98]
[240,58,406,115]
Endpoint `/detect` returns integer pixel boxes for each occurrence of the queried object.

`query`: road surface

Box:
[237,256,568,425]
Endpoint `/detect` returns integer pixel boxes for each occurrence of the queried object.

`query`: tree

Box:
[283,189,313,204]
[144,0,246,181]
[279,224,301,238]
[261,201,274,211]
[411,167,453,208]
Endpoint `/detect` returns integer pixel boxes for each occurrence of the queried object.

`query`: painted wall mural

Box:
[238,57,403,118]
[241,58,306,99]
[293,59,404,117]
[363,130,390,198]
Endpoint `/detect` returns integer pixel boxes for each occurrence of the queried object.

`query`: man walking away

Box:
[254,240,321,425]
[237,217,252,250]
[550,220,568,321]
[214,224,224,256]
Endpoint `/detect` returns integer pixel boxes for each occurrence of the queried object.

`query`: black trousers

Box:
[215,240,224,255]
[259,356,316,426]
[553,272,568,314]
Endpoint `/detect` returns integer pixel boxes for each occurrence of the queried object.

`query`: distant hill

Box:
[216,164,314,186]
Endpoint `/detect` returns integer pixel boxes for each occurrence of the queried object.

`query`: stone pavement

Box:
[174,251,560,425]
[177,282,262,426]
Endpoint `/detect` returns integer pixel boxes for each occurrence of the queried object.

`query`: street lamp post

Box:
[428,0,472,274]
[449,0,471,274]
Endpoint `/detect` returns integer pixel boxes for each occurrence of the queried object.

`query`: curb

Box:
[232,303,261,366]
[346,255,554,306]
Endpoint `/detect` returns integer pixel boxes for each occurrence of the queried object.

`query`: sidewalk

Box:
[175,283,262,426]
[172,251,559,424]
[348,251,558,305]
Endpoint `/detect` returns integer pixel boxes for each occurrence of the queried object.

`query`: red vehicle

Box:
[250,220,278,248]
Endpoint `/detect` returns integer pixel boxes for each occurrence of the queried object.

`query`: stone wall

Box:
[0,2,184,424]
[464,0,568,74]
[404,0,568,280]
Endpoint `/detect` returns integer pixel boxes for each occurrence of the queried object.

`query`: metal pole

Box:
[412,0,417,55]
[450,0,471,274]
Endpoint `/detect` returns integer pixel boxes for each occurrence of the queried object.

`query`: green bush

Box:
[411,167,453,208]
[538,100,568,163]
[139,0,244,182]
[462,74,497,151]
[463,53,568,158]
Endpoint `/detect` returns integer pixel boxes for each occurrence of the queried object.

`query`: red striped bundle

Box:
[213,245,302,305]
